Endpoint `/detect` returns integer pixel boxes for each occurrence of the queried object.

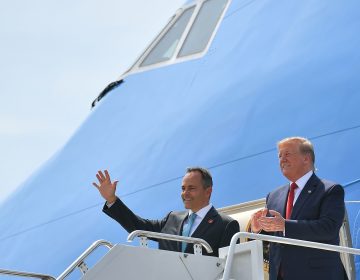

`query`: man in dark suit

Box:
[93,167,239,257]
[251,137,346,280]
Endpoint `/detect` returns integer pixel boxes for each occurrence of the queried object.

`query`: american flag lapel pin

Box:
[208,219,214,224]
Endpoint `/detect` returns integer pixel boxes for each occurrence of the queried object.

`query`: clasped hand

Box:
[251,208,285,232]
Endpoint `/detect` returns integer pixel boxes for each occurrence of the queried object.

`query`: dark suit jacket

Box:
[103,198,240,257]
[266,174,346,280]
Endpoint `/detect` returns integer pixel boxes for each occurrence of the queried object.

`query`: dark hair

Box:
[186,167,213,189]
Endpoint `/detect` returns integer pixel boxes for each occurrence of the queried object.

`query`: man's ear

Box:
[303,153,314,171]
[206,187,213,199]
[303,153,311,164]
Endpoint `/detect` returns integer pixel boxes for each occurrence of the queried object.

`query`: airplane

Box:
[0,0,359,279]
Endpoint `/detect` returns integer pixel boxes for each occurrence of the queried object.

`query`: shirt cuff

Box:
[106,197,117,208]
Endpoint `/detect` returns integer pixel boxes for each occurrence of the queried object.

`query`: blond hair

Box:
[278,137,315,166]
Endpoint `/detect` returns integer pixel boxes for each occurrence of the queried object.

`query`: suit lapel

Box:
[178,211,189,235]
[191,206,218,239]
[291,174,318,219]
[177,211,189,251]
[278,186,290,217]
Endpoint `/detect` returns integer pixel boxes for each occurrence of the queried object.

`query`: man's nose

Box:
[279,156,287,162]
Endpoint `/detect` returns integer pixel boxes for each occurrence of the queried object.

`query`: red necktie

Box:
[286,183,298,219]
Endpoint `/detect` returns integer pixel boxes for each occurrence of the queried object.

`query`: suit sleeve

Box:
[285,184,345,242]
[219,219,240,248]
[103,197,169,234]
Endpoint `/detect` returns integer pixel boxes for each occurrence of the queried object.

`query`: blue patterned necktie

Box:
[181,213,197,252]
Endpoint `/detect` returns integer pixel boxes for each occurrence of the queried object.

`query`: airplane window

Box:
[128,0,230,74]
[178,0,228,57]
[140,6,195,67]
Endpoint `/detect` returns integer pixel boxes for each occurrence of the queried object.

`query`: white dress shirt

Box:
[185,203,213,236]
[291,170,313,205]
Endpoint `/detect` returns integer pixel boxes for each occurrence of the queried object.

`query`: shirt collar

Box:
[292,170,313,191]
[188,203,212,219]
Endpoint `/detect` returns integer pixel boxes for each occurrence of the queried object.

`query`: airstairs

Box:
[2,230,360,280]
[1,199,359,279]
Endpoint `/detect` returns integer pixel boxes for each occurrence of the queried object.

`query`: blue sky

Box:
[0,0,184,202]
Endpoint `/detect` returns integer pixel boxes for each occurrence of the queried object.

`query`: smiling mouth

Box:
[183,198,193,203]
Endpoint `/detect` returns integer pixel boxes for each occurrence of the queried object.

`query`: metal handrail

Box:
[222,232,360,280]
[56,239,113,280]
[0,268,55,280]
[127,230,213,253]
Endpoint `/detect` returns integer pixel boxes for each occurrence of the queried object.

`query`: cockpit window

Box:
[128,0,230,74]
[140,7,195,67]
[178,0,228,57]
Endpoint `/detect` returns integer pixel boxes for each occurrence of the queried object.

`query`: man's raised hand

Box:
[92,170,118,204]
